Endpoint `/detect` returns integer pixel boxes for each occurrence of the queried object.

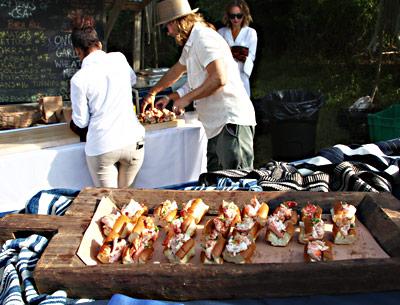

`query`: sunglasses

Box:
[229,13,243,20]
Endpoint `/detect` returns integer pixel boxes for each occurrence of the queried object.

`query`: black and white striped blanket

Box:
[193,139,400,194]
[0,235,92,305]
[0,189,92,305]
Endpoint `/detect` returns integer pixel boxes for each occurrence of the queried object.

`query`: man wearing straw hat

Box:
[142,0,256,171]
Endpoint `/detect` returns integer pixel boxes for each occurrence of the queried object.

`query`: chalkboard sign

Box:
[0,0,104,104]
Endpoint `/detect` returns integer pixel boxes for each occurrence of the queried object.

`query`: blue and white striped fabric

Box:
[25,189,80,216]
[185,178,262,191]
[0,234,92,305]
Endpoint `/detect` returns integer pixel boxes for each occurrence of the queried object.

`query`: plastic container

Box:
[368,104,400,142]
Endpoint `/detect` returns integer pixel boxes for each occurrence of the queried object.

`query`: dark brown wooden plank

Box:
[358,194,400,257]
[34,258,400,300]
[4,189,400,300]
[65,187,111,217]
[37,233,87,268]
[0,214,90,243]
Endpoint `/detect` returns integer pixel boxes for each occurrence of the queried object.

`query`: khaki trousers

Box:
[86,142,144,188]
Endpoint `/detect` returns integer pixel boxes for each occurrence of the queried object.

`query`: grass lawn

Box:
[250,55,400,168]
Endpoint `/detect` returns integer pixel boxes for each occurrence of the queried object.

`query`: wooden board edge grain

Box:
[358,194,400,257]
[36,232,88,268]
[0,214,59,243]
[0,214,91,244]
[143,119,185,132]
[65,187,112,217]
[0,123,80,156]
[33,258,400,300]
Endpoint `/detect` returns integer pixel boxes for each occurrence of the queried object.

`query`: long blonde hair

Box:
[222,0,253,28]
[174,13,215,46]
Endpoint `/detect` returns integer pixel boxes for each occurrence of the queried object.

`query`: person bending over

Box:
[70,16,145,187]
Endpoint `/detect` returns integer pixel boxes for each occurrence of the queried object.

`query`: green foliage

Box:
[195,0,379,57]
[251,54,398,166]
[195,0,228,22]
[284,0,379,57]
[107,10,133,59]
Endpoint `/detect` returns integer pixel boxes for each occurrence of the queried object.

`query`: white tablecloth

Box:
[0,123,207,213]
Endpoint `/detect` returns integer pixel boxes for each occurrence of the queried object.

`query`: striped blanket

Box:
[0,235,92,305]
[190,139,400,194]
[24,189,80,215]
[0,189,92,305]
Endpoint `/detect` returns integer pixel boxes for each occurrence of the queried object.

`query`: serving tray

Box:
[143,119,185,131]
[1,188,400,300]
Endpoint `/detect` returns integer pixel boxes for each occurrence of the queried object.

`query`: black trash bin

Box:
[261,90,324,162]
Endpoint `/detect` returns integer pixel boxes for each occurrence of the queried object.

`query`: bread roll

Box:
[222,241,256,264]
[266,221,295,247]
[304,240,333,262]
[332,223,357,244]
[164,238,196,263]
[181,198,209,224]
[154,200,178,227]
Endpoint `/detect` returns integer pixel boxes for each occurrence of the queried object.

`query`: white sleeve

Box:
[70,77,90,128]
[176,81,190,98]
[196,30,225,69]
[243,28,258,77]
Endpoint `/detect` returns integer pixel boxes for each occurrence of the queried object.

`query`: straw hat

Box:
[156,0,199,26]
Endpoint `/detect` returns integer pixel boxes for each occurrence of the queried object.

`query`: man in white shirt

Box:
[70,16,145,187]
[143,0,256,171]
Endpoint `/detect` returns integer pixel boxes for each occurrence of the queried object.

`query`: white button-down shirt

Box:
[179,23,256,139]
[70,50,144,156]
[218,26,258,96]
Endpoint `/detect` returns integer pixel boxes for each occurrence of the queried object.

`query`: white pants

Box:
[86,142,144,188]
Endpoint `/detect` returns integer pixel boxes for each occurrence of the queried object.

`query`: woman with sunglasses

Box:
[218,0,257,97]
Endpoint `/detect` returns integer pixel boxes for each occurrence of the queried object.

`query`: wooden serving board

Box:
[0,118,186,156]
[143,119,184,131]
[1,189,400,301]
[0,123,79,156]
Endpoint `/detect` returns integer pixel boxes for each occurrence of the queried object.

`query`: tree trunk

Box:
[370,0,385,103]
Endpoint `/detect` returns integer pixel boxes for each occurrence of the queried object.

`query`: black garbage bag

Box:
[253,90,324,131]
[252,97,270,130]
[266,90,324,122]
[257,89,325,162]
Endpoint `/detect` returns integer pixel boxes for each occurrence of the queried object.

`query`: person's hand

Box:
[155,95,170,109]
[172,97,188,115]
[142,93,155,113]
